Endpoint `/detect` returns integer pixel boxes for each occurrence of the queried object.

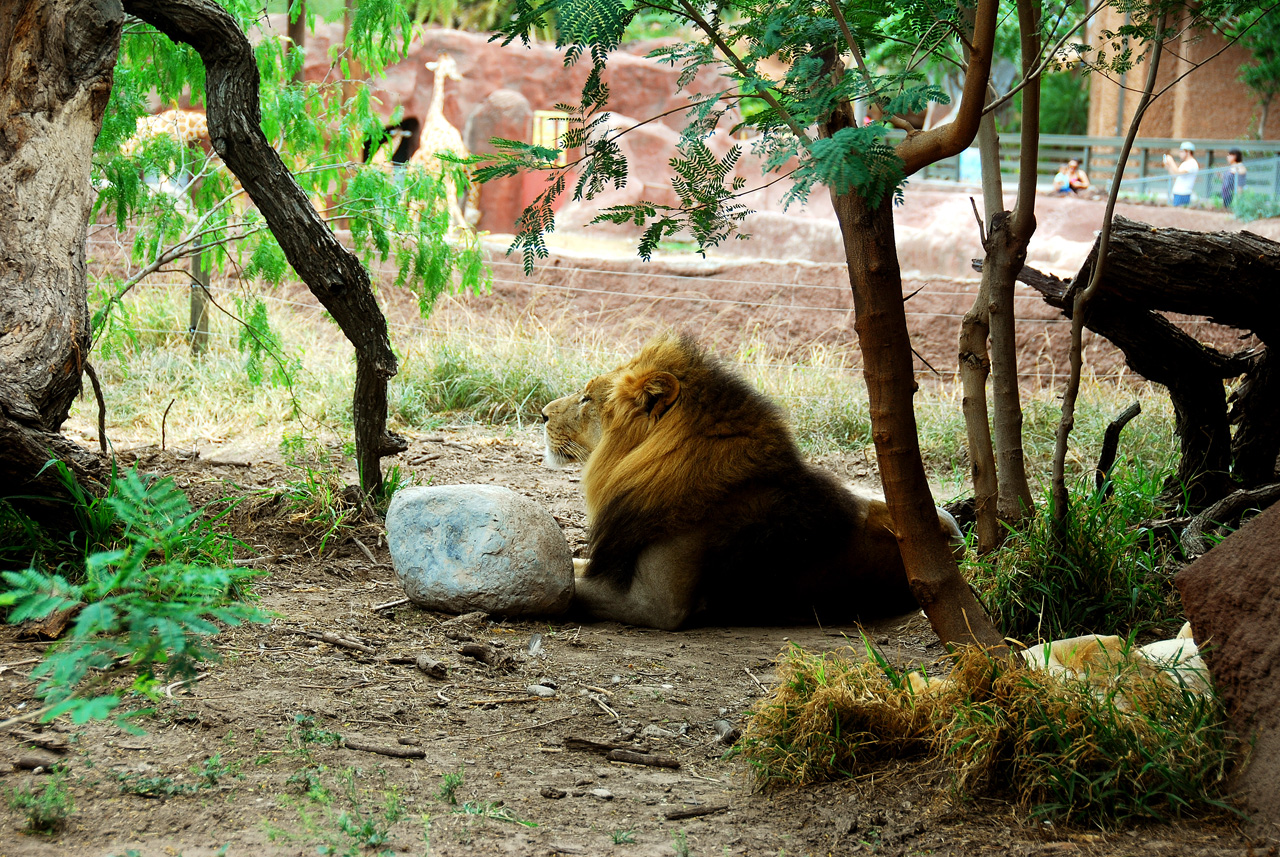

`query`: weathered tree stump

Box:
[991,216,1280,510]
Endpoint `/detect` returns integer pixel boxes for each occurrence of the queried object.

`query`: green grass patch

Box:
[965,464,1183,642]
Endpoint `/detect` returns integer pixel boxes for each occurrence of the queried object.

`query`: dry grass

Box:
[741,642,1236,825]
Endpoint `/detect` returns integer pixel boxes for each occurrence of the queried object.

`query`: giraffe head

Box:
[425,53,462,83]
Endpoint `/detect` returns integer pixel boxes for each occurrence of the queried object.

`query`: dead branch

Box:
[1181,483,1280,557]
[1095,401,1142,497]
[607,748,681,769]
[343,738,427,759]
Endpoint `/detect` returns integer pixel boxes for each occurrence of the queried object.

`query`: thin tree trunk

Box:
[831,190,1004,647]
[959,112,1002,554]
[1051,7,1167,523]
[122,0,407,496]
[0,0,120,507]
[991,0,1041,524]
[287,0,306,84]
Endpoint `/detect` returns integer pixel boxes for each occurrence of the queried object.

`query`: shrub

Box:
[1,465,265,725]
[965,469,1182,642]
[1231,189,1280,222]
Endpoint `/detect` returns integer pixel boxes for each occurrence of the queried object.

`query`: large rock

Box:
[1176,500,1280,833]
[386,485,573,617]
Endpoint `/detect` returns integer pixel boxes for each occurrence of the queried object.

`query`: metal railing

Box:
[895,132,1280,197]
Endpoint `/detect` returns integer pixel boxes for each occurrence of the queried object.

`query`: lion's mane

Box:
[560,332,930,628]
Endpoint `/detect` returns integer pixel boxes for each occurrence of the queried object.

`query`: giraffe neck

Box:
[427,69,447,124]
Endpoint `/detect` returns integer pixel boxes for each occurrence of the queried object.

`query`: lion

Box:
[540,333,964,630]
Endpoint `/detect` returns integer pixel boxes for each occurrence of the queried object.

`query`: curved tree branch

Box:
[121,0,406,495]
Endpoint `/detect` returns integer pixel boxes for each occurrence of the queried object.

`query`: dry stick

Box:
[1181,483,1280,558]
[743,667,768,693]
[1050,7,1168,524]
[474,713,577,740]
[607,749,680,769]
[665,804,730,821]
[83,362,108,454]
[160,398,176,452]
[351,537,378,565]
[342,738,426,759]
[289,628,378,654]
[1094,401,1142,497]
[372,598,409,611]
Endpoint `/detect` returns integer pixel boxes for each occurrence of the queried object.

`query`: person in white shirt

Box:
[1163,141,1199,207]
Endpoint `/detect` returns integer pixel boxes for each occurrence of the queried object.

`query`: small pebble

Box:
[526,685,557,697]
[588,788,614,801]
[540,786,567,799]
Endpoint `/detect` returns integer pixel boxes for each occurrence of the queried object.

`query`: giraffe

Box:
[407,53,480,230]
[121,108,210,158]
[119,107,252,215]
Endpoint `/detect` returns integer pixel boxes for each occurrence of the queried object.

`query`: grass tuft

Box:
[965,464,1183,642]
[741,642,1236,826]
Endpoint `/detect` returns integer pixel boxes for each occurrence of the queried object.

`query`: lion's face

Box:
[540,374,611,468]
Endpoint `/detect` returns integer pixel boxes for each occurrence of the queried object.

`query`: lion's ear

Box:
[639,371,680,420]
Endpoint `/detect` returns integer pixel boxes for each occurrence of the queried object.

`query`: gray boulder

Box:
[386,485,574,616]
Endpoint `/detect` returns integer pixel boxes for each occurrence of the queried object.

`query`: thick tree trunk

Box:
[0,0,120,501]
[1013,250,1256,509]
[122,0,407,496]
[1230,348,1280,488]
[831,190,1004,647]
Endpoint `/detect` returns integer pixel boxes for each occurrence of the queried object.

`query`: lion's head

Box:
[539,374,611,468]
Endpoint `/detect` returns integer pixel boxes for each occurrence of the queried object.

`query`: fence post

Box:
[189,250,210,355]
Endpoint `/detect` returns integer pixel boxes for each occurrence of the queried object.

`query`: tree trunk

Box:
[831,190,1004,647]
[958,115,1001,554]
[1230,348,1280,488]
[991,0,1040,525]
[122,0,407,497]
[1014,256,1251,509]
[0,0,120,503]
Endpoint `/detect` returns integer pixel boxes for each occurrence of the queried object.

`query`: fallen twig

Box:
[664,804,729,821]
[343,738,426,759]
[290,629,377,655]
[373,598,410,612]
[351,537,378,566]
[744,667,768,693]
[474,713,577,740]
[607,748,680,769]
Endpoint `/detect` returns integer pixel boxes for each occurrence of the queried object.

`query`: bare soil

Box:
[7,188,1275,855]
[0,431,1264,857]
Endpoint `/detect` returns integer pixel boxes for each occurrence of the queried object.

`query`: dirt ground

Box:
[0,428,1268,857]
[5,188,1275,855]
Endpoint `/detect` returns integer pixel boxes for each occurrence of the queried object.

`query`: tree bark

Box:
[831,190,1004,647]
[122,0,407,496]
[1014,256,1251,508]
[1229,348,1280,488]
[0,0,120,502]
[990,0,1040,525]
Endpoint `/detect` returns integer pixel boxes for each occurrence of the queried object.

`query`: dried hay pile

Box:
[741,634,1235,825]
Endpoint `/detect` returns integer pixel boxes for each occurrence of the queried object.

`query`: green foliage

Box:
[455,800,538,827]
[1,465,264,725]
[437,769,464,805]
[742,644,1235,826]
[1039,72,1089,136]
[965,466,1182,642]
[611,828,637,844]
[8,768,74,834]
[92,0,488,380]
[1231,188,1280,222]
[488,0,977,270]
[1229,5,1280,128]
[291,713,344,749]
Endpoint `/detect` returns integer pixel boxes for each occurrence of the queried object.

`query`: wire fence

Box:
[86,225,1237,390]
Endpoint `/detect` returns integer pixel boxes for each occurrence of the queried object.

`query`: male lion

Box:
[541,333,962,630]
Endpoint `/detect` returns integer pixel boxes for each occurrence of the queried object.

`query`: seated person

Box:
[1052,159,1089,194]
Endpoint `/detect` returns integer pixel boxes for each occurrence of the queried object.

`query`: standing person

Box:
[1221,148,1247,208]
[1163,141,1199,207]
